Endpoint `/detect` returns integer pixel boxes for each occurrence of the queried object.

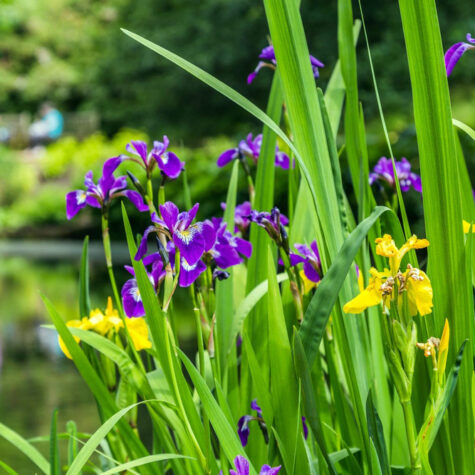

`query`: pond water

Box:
[0,240,196,471]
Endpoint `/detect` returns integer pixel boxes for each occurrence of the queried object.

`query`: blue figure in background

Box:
[29,102,63,145]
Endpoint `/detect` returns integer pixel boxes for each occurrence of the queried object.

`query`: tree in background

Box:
[0,0,473,142]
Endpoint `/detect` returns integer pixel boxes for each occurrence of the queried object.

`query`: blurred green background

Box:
[0,0,473,471]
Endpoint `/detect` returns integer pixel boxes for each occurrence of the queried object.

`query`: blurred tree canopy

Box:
[0,0,473,141]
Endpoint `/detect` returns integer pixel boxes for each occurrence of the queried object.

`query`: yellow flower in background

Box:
[58,317,91,359]
[126,318,152,351]
[463,220,475,233]
[376,234,429,275]
[58,297,151,359]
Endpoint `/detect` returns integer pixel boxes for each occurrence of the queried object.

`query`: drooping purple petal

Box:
[410,173,422,192]
[135,226,156,261]
[217,148,238,167]
[234,237,252,259]
[202,220,217,252]
[121,278,145,317]
[237,416,253,447]
[179,258,206,287]
[66,190,88,219]
[159,202,180,231]
[213,244,242,269]
[303,261,321,283]
[274,151,290,169]
[157,151,184,179]
[289,252,305,266]
[174,226,205,265]
[445,34,474,76]
[121,190,149,212]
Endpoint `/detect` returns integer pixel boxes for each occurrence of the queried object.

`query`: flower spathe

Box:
[58,297,151,358]
[369,157,422,193]
[344,235,433,317]
[445,33,475,76]
[247,44,323,84]
[66,157,148,219]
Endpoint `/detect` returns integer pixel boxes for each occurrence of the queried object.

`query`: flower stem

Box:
[401,399,421,474]
[101,213,146,374]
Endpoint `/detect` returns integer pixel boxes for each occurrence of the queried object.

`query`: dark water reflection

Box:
[0,245,110,471]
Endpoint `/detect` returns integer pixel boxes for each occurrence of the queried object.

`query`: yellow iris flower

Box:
[344,235,433,317]
[59,297,151,359]
[375,234,429,274]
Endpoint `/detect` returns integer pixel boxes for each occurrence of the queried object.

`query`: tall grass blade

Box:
[397,1,474,470]
[100,455,193,475]
[178,349,256,474]
[66,401,152,475]
[265,245,308,474]
[216,160,239,374]
[79,236,91,317]
[42,295,153,472]
[0,423,50,474]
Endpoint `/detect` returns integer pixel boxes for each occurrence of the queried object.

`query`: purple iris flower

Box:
[291,241,322,283]
[220,456,281,475]
[445,33,474,76]
[217,133,261,167]
[221,201,253,234]
[66,157,148,219]
[217,133,291,170]
[202,218,252,269]
[136,202,205,266]
[247,44,324,84]
[369,157,422,193]
[125,137,184,179]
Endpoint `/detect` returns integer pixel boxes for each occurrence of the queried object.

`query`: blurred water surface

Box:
[0,241,137,471]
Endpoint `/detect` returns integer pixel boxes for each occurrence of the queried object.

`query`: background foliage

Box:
[1,0,473,140]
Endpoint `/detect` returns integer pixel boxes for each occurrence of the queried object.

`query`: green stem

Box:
[146,177,158,215]
[101,213,147,374]
[401,399,421,474]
